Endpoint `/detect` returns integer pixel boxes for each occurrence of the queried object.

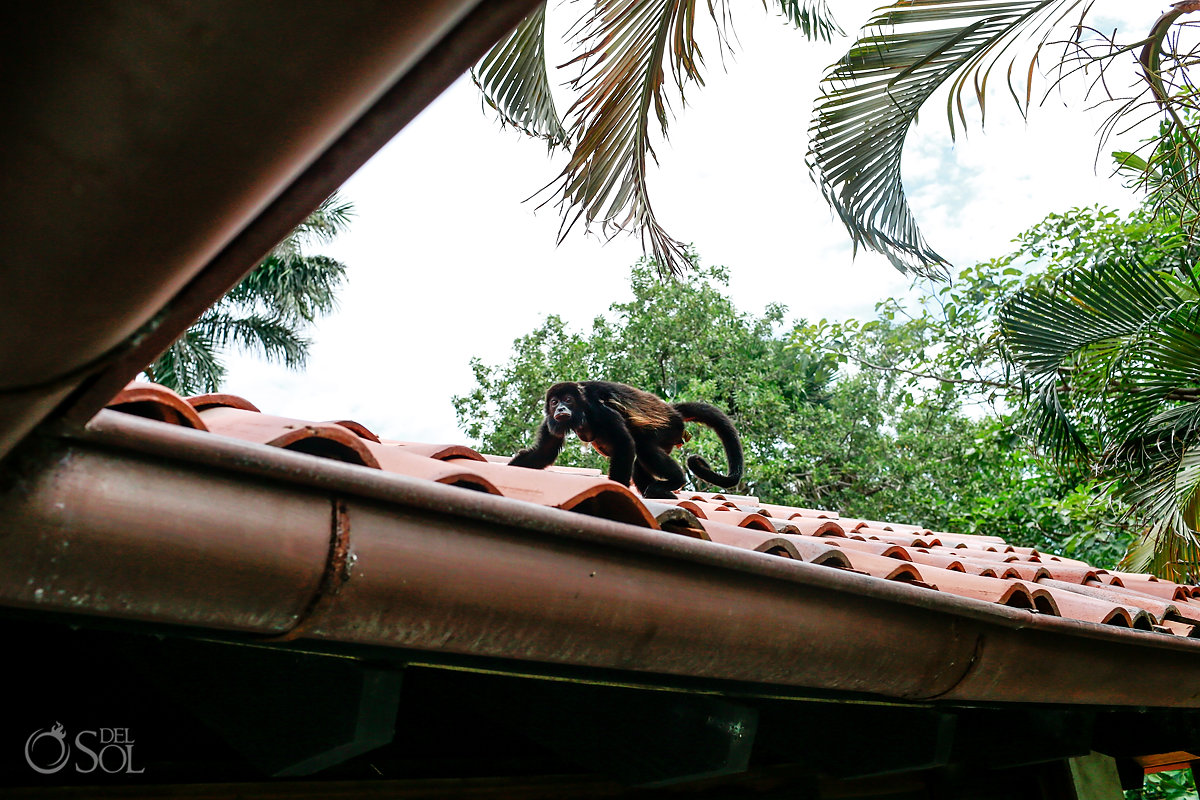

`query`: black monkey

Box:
[508,381,744,499]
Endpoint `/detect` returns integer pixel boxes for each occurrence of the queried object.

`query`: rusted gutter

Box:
[2,411,1199,707]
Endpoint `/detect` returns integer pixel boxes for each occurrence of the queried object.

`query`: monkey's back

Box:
[586,381,680,433]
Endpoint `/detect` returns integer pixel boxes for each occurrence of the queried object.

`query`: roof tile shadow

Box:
[108,382,208,430]
[197,406,380,467]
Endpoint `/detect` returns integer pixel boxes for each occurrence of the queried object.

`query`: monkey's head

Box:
[544,382,587,438]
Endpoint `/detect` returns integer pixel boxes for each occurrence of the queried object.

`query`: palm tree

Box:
[143,193,354,394]
[473,1,840,275]
[998,122,1200,581]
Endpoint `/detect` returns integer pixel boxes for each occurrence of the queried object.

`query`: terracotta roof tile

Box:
[750,503,839,519]
[768,517,846,537]
[827,538,914,560]
[388,441,488,461]
[111,382,207,429]
[185,392,261,413]
[333,419,382,442]
[198,406,381,467]
[89,381,1200,645]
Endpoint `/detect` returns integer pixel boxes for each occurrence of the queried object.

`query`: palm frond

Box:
[548,0,726,275]
[808,0,1085,277]
[225,253,347,323]
[192,311,310,370]
[474,3,569,147]
[145,325,227,395]
[549,0,840,275]
[769,1,840,41]
[1120,443,1200,582]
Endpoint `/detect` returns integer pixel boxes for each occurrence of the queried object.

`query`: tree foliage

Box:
[144,193,354,395]
[454,254,1117,561]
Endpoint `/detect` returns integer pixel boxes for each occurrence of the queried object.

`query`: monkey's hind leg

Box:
[633,440,687,499]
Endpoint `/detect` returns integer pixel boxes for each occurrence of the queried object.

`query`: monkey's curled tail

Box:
[673,402,744,489]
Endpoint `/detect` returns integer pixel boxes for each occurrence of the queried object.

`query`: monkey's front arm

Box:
[508,420,565,470]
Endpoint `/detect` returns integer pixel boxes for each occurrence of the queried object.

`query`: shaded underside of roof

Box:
[0,0,538,460]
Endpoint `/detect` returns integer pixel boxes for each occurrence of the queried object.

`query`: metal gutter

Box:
[2,410,1199,708]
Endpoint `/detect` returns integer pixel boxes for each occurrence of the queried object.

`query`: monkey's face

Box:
[545,384,584,437]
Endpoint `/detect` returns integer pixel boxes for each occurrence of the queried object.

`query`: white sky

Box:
[223,1,1150,445]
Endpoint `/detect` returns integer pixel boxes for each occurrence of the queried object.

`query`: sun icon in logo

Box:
[25,722,70,774]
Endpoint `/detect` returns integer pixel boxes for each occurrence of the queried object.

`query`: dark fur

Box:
[508,381,744,499]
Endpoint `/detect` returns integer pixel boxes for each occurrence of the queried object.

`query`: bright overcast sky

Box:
[223,1,1149,445]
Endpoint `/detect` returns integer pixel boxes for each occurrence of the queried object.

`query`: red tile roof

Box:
[107,381,1200,641]
[7,379,1200,710]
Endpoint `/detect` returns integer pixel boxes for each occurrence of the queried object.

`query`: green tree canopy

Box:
[144,193,354,395]
[455,254,1115,561]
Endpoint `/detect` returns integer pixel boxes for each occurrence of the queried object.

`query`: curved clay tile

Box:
[1036,565,1104,584]
[1114,580,1191,602]
[867,532,942,549]
[1038,578,1180,623]
[186,392,261,412]
[770,517,845,537]
[1039,586,1156,629]
[108,382,208,430]
[361,442,501,494]
[386,441,487,461]
[331,420,381,442]
[1159,619,1200,637]
[827,538,913,560]
[755,503,839,519]
[933,531,1007,546]
[437,459,657,528]
[700,520,798,557]
[835,549,926,583]
[934,547,1018,563]
[677,499,741,516]
[705,508,775,531]
[197,406,380,468]
[699,520,852,568]
[996,564,1052,582]
[913,567,1059,614]
[659,498,708,519]
[905,550,966,572]
[641,501,710,539]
